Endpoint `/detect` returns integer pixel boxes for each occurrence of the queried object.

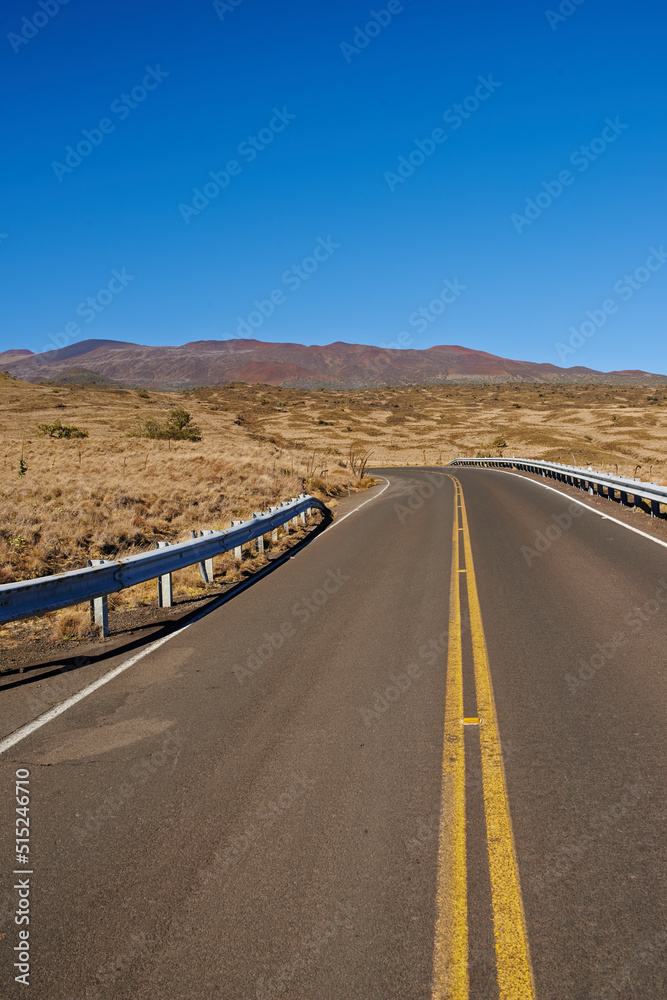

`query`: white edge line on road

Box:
[0,476,393,757]
[0,628,189,756]
[327,477,390,530]
[485,468,667,553]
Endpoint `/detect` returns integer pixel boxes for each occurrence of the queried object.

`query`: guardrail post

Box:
[191,530,215,583]
[298,494,308,524]
[280,500,294,531]
[269,506,280,541]
[155,542,173,608]
[230,520,244,559]
[253,513,265,553]
[88,559,110,637]
[651,500,660,518]
[0,492,325,630]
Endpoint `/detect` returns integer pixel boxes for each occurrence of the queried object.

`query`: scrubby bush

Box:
[36,419,88,439]
[131,408,201,441]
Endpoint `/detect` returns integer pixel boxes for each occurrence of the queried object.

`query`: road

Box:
[0,467,665,999]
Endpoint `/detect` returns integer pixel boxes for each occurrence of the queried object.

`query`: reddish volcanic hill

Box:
[0,349,34,364]
[2,338,665,388]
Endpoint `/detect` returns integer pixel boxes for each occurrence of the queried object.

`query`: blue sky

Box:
[2,0,665,373]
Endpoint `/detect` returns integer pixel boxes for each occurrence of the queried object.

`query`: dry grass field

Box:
[1,373,666,646]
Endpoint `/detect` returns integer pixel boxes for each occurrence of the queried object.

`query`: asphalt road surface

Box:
[0,467,665,999]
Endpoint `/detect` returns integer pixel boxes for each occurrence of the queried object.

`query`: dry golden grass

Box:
[2,373,666,644]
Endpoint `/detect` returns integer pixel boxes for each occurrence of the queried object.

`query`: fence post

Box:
[88,559,109,637]
[231,520,244,560]
[155,542,173,608]
[253,513,265,553]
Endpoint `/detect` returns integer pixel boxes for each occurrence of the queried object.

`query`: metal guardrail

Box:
[450,457,666,517]
[0,494,328,635]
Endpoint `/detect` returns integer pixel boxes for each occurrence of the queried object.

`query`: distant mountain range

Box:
[2,339,665,389]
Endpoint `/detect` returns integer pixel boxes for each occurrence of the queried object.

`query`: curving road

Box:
[0,467,665,999]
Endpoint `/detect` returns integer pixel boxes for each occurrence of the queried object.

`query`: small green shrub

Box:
[36,419,88,439]
[131,408,201,441]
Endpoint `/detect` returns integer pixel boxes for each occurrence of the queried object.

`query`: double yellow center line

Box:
[432,476,536,1000]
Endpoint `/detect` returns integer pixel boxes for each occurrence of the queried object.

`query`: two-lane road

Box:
[0,468,665,999]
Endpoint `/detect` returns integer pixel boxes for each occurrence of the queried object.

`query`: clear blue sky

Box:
[2,0,665,373]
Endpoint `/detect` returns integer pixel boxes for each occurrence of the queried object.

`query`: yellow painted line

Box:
[462,718,480,725]
[432,479,469,1000]
[457,479,537,1000]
